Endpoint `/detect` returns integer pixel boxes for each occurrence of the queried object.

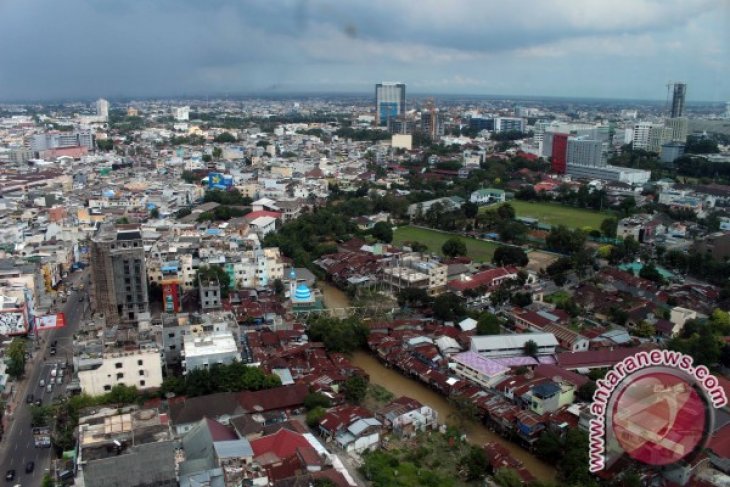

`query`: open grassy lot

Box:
[361,430,478,487]
[485,200,609,230]
[393,226,499,262]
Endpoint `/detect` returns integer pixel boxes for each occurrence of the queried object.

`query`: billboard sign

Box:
[35,313,66,331]
[208,172,233,190]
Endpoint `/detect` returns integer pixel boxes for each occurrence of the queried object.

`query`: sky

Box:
[0,0,728,102]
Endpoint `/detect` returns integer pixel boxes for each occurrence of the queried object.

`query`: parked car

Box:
[25,461,34,473]
[39,379,45,387]
[5,470,14,481]
[35,399,42,407]
[46,384,52,393]
[26,394,34,404]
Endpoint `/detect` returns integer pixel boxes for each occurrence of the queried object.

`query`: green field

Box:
[485,200,609,230]
[393,226,499,262]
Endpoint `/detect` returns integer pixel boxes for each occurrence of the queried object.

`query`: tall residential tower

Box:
[91,224,149,326]
[375,82,406,126]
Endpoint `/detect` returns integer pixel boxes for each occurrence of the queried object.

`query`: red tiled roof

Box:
[205,417,238,442]
[251,428,311,459]
[245,210,282,221]
[237,384,309,413]
[447,266,518,292]
[556,346,655,369]
[533,364,589,387]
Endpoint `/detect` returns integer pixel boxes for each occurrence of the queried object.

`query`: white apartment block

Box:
[182,331,239,374]
[78,349,163,396]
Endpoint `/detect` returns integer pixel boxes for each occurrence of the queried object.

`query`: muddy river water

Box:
[317,281,557,481]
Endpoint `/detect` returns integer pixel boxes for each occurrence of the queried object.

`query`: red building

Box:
[551,133,569,174]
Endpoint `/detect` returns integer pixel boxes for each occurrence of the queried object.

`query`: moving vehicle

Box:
[5,470,14,481]
[39,379,45,387]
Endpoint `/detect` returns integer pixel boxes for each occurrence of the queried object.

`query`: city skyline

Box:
[0,0,727,102]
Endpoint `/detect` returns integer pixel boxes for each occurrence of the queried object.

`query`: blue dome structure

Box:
[289,267,297,280]
[294,283,312,302]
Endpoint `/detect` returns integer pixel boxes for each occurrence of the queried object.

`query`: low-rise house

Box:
[469,188,506,205]
[376,397,438,437]
[318,405,382,453]
[470,333,558,358]
[450,351,509,389]
[541,323,589,352]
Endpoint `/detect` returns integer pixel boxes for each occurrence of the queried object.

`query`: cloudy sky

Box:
[0,0,727,102]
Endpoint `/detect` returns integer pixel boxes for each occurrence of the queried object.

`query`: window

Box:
[115,362,122,369]
[138,370,145,376]
[137,359,143,366]
[169,345,176,350]
[168,332,175,338]
[139,380,146,387]
[116,373,124,379]
[103,385,112,391]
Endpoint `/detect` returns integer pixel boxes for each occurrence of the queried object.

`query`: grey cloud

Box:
[0,0,726,100]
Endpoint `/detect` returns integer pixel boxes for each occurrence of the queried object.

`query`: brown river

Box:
[317,282,557,481]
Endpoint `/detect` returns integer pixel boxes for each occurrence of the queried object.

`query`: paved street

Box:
[0,269,88,485]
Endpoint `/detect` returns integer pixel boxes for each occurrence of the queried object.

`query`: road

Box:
[0,269,88,485]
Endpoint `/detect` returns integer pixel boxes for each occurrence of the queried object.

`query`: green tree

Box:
[306,316,369,353]
[181,170,197,184]
[639,262,663,284]
[633,321,656,338]
[304,392,331,411]
[442,237,467,257]
[116,217,129,225]
[524,339,538,358]
[494,468,522,487]
[535,430,563,463]
[493,246,529,267]
[371,221,393,243]
[459,446,489,481]
[343,375,369,404]
[432,292,466,321]
[577,381,598,402]
[30,405,53,427]
[546,225,586,255]
[149,208,160,219]
[202,153,212,163]
[497,203,516,220]
[477,312,501,335]
[41,475,54,487]
[214,131,236,143]
[600,217,618,238]
[6,338,27,379]
[273,278,284,296]
[463,201,479,219]
[306,406,327,427]
[212,146,223,159]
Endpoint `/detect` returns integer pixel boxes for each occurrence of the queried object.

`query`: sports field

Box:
[393,226,499,262]
[486,200,609,230]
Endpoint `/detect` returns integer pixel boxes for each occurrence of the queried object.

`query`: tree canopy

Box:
[493,246,528,267]
[442,237,467,258]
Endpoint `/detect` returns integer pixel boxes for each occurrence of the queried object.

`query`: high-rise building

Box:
[421,111,443,140]
[494,117,525,133]
[96,98,109,120]
[567,137,604,167]
[91,224,149,325]
[31,130,95,152]
[550,133,569,174]
[665,117,688,143]
[670,83,686,118]
[173,106,190,121]
[375,82,406,126]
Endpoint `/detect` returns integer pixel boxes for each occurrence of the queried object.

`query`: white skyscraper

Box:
[96,98,109,120]
[173,106,190,121]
